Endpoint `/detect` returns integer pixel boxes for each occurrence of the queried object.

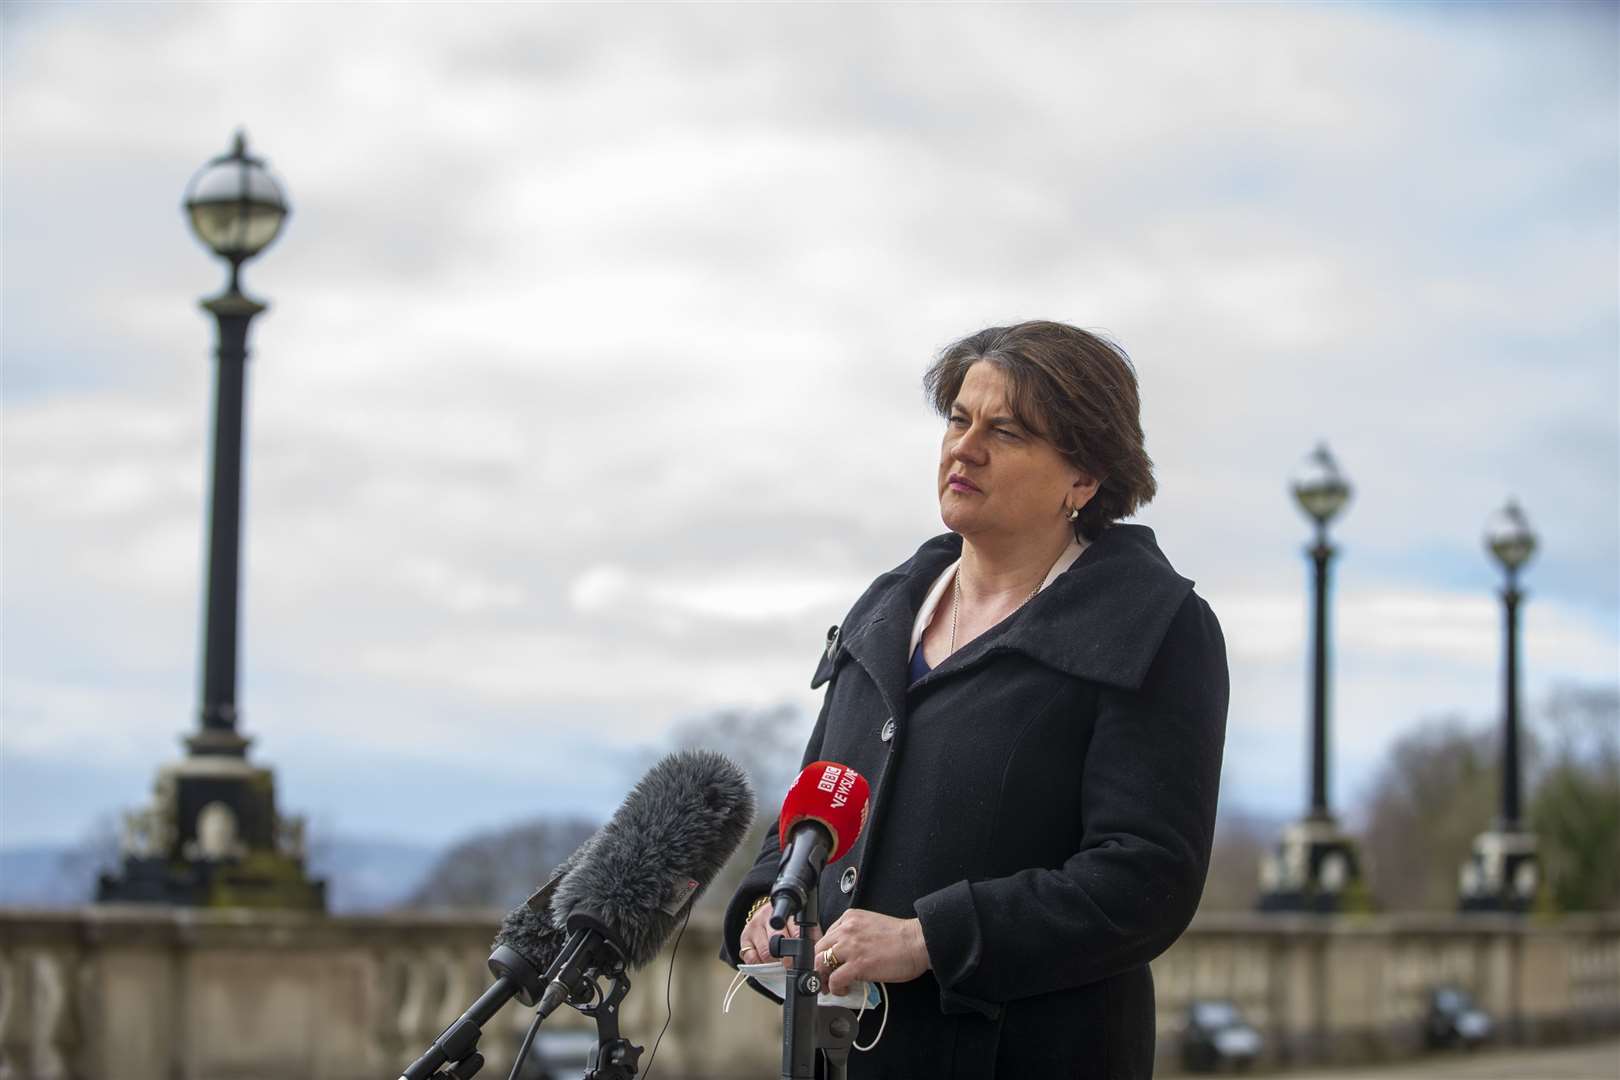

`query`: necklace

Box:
[949,571,1043,656]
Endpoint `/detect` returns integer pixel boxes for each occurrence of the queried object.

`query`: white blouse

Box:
[908,535,1089,658]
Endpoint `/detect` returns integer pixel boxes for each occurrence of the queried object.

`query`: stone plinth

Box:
[1257,817,1369,913]
[1459,829,1540,914]
[96,755,324,910]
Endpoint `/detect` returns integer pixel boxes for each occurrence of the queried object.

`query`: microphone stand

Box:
[534,918,644,1080]
[768,879,856,1080]
[398,945,544,1080]
[398,934,646,1080]
[573,961,642,1080]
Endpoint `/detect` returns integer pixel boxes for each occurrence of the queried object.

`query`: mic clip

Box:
[536,913,643,1080]
[574,960,643,1080]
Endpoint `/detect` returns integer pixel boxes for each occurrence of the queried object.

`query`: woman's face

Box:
[937,361,1099,544]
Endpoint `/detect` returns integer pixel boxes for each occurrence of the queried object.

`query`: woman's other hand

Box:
[738,899,811,971]
[814,909,930,996]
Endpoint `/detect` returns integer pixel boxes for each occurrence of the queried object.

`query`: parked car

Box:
[513,1029,601,1080]
[1425,985,1492,1050]
[1181,999,1263,1072]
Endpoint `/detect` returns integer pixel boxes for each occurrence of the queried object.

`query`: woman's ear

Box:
[1070,469,1102,509]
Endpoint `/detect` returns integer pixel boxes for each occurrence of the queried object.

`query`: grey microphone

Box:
[537,748,756,1016]
[398,750,754,1079]
[399,835,597,1080]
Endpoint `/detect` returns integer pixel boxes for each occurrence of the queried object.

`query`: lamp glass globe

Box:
[1485,500,1537,570]
[183,138,289,261]
[1290,444,1352,524]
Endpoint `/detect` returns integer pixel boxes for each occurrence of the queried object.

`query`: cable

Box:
[852,981,889,1052]
[507,1009,544,1080]
[640,902,692,1080]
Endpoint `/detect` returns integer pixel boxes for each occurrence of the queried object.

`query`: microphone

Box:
[399,751,754,1080]
[769,761,870,930]
[537,748,756,1017]
[399,836,597,1080]
[492,832,599,1002]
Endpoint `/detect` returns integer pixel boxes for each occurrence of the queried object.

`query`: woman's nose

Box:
[951,427,988,465]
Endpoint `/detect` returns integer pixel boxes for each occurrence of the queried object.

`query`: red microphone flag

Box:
[777,761,870,863]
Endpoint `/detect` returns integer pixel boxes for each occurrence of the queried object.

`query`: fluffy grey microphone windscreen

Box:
[493,833,598,974]
[549,749,756,969]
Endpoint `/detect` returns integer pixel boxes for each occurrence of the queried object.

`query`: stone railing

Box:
[1,906,1615,1079]
[1151,912,1620,1069]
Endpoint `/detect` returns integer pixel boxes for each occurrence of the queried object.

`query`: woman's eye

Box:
[995,428,1020,440]
[949,416,968,427]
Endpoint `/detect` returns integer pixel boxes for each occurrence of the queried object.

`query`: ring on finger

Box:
[820,946,842,970]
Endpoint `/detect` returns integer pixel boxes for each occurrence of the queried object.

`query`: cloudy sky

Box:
[3,2,1615,853]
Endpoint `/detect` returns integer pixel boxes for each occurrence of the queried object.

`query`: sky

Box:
[3,1,1616,852]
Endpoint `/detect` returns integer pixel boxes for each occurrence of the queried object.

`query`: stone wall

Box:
[1,906,1615,1079]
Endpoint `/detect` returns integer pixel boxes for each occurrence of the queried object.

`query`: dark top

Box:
[907,638,931,685]
[720,525,1229,1079]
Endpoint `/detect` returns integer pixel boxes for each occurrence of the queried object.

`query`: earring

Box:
[1066,505,1080,522]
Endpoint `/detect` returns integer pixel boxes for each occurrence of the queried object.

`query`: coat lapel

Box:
[818,525,1193,700]
[994,524,1194,690]
[811,534,958,718]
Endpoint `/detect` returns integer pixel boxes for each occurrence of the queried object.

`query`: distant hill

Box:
[0,846,86,906]
[401,817,599,910]
[309,836,442,912]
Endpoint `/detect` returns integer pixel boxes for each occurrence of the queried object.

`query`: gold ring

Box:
[740,944,759,959]
[821,946,841,970]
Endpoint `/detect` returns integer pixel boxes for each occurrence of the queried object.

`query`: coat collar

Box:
[813,524,1194,713]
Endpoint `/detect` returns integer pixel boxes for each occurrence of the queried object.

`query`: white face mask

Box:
[728,961,879,1010]
[722,963,889,1052]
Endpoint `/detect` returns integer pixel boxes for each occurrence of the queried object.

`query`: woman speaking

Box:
[722,320,1229,1079]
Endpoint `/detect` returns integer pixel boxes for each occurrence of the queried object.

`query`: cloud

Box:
[2,2,1614,845]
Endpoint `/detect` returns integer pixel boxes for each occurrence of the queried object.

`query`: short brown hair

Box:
[923,320,1156,540]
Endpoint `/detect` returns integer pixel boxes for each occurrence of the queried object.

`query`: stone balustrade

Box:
[1,906,1615,1079]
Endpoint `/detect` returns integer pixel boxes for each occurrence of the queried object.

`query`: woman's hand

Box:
[738,899,813,971]
[814,909,931,996]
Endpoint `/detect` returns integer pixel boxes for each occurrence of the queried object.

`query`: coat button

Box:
[839,867,858,894]
[880,718,896,743]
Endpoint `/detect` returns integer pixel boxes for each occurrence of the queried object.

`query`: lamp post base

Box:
[1257,817,1370,913]
[1458,828,1539,914]
[95,753,325,910]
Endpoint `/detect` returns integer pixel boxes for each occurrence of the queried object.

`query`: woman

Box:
[722,321,1228,1079]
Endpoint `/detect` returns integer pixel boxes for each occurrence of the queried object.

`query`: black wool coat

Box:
[721,524,1229,1079]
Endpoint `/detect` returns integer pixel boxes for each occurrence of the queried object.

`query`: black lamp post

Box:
[97,132,321,909]
[183,130,289,756]
[1460,499,1540,913]
[1292,444,1351,823]
[1258,444,1367,912]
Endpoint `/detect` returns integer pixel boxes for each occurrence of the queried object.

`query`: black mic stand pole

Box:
[770,874,821,1080]
[769,880,855,1080]
[815,1003,857,1080]
[398,944,545,1080]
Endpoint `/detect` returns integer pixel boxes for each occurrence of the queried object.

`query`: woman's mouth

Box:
[948,474,982,494]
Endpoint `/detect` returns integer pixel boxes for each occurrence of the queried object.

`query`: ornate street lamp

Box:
[184,131,288,753]
[1259,444,1367,912]
[1291,444,1350,823]
[97,132,321,909]
[1460,499,1540,913]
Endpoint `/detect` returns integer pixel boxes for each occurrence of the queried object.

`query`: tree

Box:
[51,813,123,903]
[648,703,811,912]
[1357,716,1502,911]
[1530,686,1620,911]
[1197,806,1279,912]
[401,816,598,910]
